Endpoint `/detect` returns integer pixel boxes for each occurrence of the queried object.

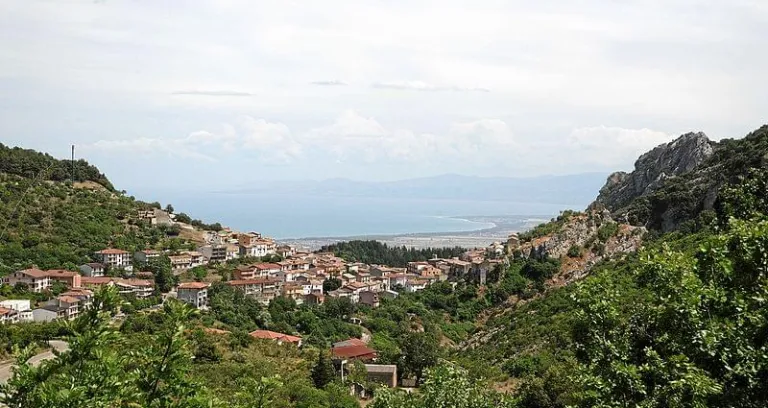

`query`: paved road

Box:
[0,340,69,384]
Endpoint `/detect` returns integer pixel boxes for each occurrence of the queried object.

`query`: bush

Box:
[567,245,582,258]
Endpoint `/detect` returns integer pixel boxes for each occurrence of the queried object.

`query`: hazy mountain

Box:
[226,173,609,207]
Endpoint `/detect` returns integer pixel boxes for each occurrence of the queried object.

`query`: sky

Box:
[1,0,767,192]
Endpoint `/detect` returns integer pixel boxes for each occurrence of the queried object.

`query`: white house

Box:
[0,300,33,322]
[3,269,51,293]
[79,263,106,277]
[177,282,210,309]
[95,249,133,271]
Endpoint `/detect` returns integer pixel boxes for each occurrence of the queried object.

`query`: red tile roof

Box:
[254,263,281,270]
[249,330,302,344]
[81,277,114,285]
[331,345,378,360]
[44,270,79,278]
[96,248,128,255]
[178,282,210,290]
[18,268,48,278]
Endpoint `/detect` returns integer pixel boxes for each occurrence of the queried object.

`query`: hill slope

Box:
[460,124,768,407]
[593,125,768,231]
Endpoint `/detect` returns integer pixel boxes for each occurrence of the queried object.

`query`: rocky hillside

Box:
[513,210,644,287]
[592,125,768,231]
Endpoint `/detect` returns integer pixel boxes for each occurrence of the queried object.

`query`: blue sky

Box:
[1,0,766,191]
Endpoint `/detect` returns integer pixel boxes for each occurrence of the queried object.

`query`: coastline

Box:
[279,214,549,250]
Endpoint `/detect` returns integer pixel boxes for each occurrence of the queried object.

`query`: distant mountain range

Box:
[225,173,610,207]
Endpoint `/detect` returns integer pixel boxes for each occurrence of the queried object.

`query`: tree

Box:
[323,278,342,293]
[571,218,768,407]
[0,287,212,407]
[401,332,439,383]
[164,204,174,214]
[311,351,336,389]
[234,375,283,408]
[370,364,516,408]
[149,256,176,293]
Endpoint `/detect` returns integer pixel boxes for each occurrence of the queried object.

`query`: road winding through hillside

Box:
[0,340,69,384]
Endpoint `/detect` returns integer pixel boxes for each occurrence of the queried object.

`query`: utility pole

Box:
[71,145,75,184]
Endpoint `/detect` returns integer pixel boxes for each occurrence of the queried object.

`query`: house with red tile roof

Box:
[177,282,210,309]
[43,269,82,288]
[3,268,51,292]
[249,329,302,347]
[331,344,378,361]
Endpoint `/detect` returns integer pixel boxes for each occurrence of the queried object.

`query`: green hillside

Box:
[0,147,194,273]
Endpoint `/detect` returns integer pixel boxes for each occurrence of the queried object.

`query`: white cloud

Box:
[310,80,348,86]
[171,90,254,96]
[372,81,490,92]
[565,126,674,168]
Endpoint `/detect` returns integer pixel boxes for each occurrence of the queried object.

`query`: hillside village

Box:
[0,204,514,324]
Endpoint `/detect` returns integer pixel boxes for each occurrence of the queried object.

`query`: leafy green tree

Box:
[371,364,516,408]
[234,375,283,408]
[311,351,336,389]
[323,278,342,293]
[401,332,439,383]
[571,218,768,407]
[0,286,212,407]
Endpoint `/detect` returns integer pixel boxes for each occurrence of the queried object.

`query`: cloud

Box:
[171,90,254,97]
[564,125,673,169]
[372,81,490,92]
[310,80,348,86]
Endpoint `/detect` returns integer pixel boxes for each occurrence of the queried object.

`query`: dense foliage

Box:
[0,143,113,190]
[319,240,466,267]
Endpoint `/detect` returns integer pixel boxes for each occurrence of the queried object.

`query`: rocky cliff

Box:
[592,132,715,214]
[514,210,644,287]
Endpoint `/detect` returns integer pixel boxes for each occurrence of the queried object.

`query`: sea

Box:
[131,190,570,239]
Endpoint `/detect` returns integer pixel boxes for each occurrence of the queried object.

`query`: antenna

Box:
[71,145,75,184]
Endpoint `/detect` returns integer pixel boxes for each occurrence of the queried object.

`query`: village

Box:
[0,208,518,391]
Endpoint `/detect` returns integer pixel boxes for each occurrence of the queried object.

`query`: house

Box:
[79,263,106,277]
[364,365,398,388]
[239,239,276,258]
[0,307,19,324]
[332,343,378,362]
[199,244,227,263]
[389,273,409,289]
[59,289,94,310]
[3,268,51,292]
[487,242,505,258]
[249,330,302,347]
[43,270,82,288]
[95,248,133,271]
[304,292,325,305]
[80,276,116,289]
[358,291,380,308]
[445,259,472,280]
[135,249,162,264]
[116,279,154,298]
[185,251,206,268]
[0,300,32,322]
[277,269,300,282]
[407,261,431,274]
[33,296,80,322]
[405,278,429,293]
[276,245,295,258]
[506,233,521,253]
[177,282,210,309]
[415,265,442,278]
[228,278,281,302]
[168,254,193,271]
[281,283,305,303]
[137,209,157,225]
[255,263,282,277]
[237,232,262,247]
[225,245,240,261]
